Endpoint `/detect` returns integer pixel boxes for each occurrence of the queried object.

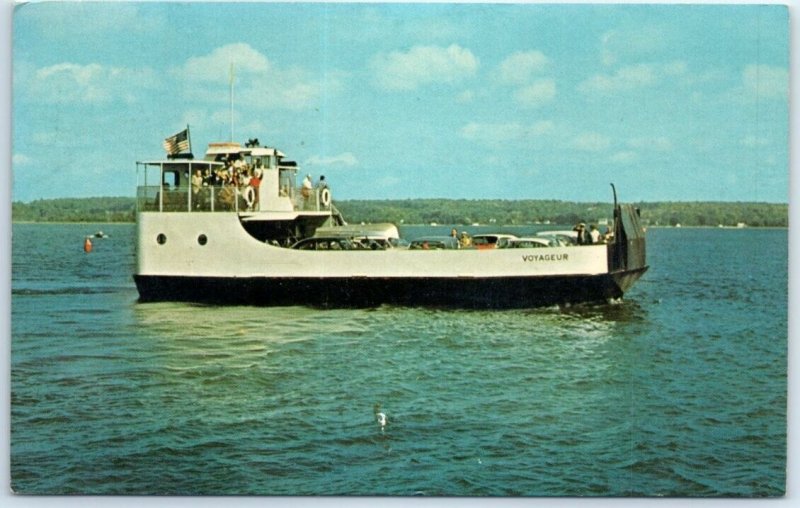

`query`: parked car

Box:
[505,237,555,248]
[471,233,518,249]
[536,230,578,246]
[408,236,460,250]
[290,237,357,250]
[293,236,402,250]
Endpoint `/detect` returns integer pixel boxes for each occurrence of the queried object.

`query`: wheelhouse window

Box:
[162,170,180,189]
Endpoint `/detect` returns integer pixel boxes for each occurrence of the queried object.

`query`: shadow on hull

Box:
[134,268,648,309]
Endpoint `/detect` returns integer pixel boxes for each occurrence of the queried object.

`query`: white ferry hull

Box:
[133,212,647,308]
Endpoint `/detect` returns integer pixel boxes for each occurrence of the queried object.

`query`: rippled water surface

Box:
[11,224,787,495]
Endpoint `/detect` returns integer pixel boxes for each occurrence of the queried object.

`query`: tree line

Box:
[11,197,788,227]
[335,199,787,228]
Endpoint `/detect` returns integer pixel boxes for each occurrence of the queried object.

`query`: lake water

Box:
[10,223,787,496]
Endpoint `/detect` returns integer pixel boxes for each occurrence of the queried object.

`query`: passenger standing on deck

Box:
[589,225,600,244]
[603,226,614,243]
[218,176,236,210]
[450,229,460,248]
[302,174,313,208]
[250,168,262,209]
[574,223,587,245]
[459,231,472,248]
[191,169,203,209]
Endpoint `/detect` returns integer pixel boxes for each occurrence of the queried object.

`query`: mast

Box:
[229,62,235,142]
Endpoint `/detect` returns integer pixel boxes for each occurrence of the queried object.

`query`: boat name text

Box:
[522,253,568,262]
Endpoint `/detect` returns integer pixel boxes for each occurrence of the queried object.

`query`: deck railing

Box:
[137,185,331,213]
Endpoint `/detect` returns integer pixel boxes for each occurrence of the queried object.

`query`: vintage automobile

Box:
[292,236,404,250]
[504,237,556,248]
[290,237,357,250]
[408,236,460,250]
[471,233,518,249]
[536,230,578,246]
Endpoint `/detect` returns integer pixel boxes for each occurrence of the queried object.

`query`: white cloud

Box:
[572,132,611,152]
[514,79,556,107]
[578,64,656,94]
[581,59,720,98]
[663,60,688,76]
[175,44,341,110]
[378,176,401,188]
[13,153,32,165]
[742,64,788,99]
[740,136,770,148]
[173,43,270,84]
[30,62,157,104]
[600,27,667,67]
[497,50,549,85]
[305,153,359,168]
[460,121,554,143]
[610,151,638,163]
[720,64,788,105]
[371,44,478,91]
[254,66,342,110]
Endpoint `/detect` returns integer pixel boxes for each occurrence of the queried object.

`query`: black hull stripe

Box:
[134,269,647,309]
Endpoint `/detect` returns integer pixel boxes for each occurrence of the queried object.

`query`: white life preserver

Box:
[244,186,256,208]
[320,187,331,207]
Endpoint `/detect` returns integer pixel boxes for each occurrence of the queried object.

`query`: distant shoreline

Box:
[11,197,789,228]
[10,221,788,230]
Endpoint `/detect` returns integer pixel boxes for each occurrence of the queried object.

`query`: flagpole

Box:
[186,124,192,155]
[229,62,235,142]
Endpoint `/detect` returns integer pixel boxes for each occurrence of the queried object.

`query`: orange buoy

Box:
[84,237,92,253]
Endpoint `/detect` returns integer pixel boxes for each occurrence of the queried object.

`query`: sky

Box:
[10,1,791,203]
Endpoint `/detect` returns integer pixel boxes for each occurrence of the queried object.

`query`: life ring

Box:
[244,186,256,208]
[320,188,331,207]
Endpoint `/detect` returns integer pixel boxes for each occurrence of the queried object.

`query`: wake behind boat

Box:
[133,130,648,308]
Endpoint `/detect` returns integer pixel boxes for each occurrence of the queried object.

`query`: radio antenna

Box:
[229,62,235,142]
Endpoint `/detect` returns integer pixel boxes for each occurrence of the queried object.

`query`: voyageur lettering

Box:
[522,253,569,262]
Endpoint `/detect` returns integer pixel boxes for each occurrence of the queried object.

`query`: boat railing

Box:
[137,184,332,213]
[292,186,331,212]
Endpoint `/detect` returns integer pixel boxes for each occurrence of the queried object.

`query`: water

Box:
[10,223,787,496]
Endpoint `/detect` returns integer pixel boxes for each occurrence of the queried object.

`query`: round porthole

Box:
[156,233,167,245]
[198,234,208,246]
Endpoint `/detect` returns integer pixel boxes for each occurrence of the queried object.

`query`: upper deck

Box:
[136,140,333,217]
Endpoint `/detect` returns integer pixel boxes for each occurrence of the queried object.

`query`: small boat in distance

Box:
[133,132,648,308]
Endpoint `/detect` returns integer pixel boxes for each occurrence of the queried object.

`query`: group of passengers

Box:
[573,223,613,244]
[450,228,473,248]
[298,174,329,209]
[192,157,264,211]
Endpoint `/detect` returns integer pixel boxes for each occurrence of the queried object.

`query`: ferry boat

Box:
[133,135,648,308]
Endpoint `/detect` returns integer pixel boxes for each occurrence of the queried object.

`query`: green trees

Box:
[10,197,788,227]
[337,200,787,227]
[12,197,136,223]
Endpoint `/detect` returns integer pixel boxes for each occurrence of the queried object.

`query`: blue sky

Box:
[11,1,790,203]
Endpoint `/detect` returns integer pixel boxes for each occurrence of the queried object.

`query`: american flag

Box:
[163,129,190,155]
